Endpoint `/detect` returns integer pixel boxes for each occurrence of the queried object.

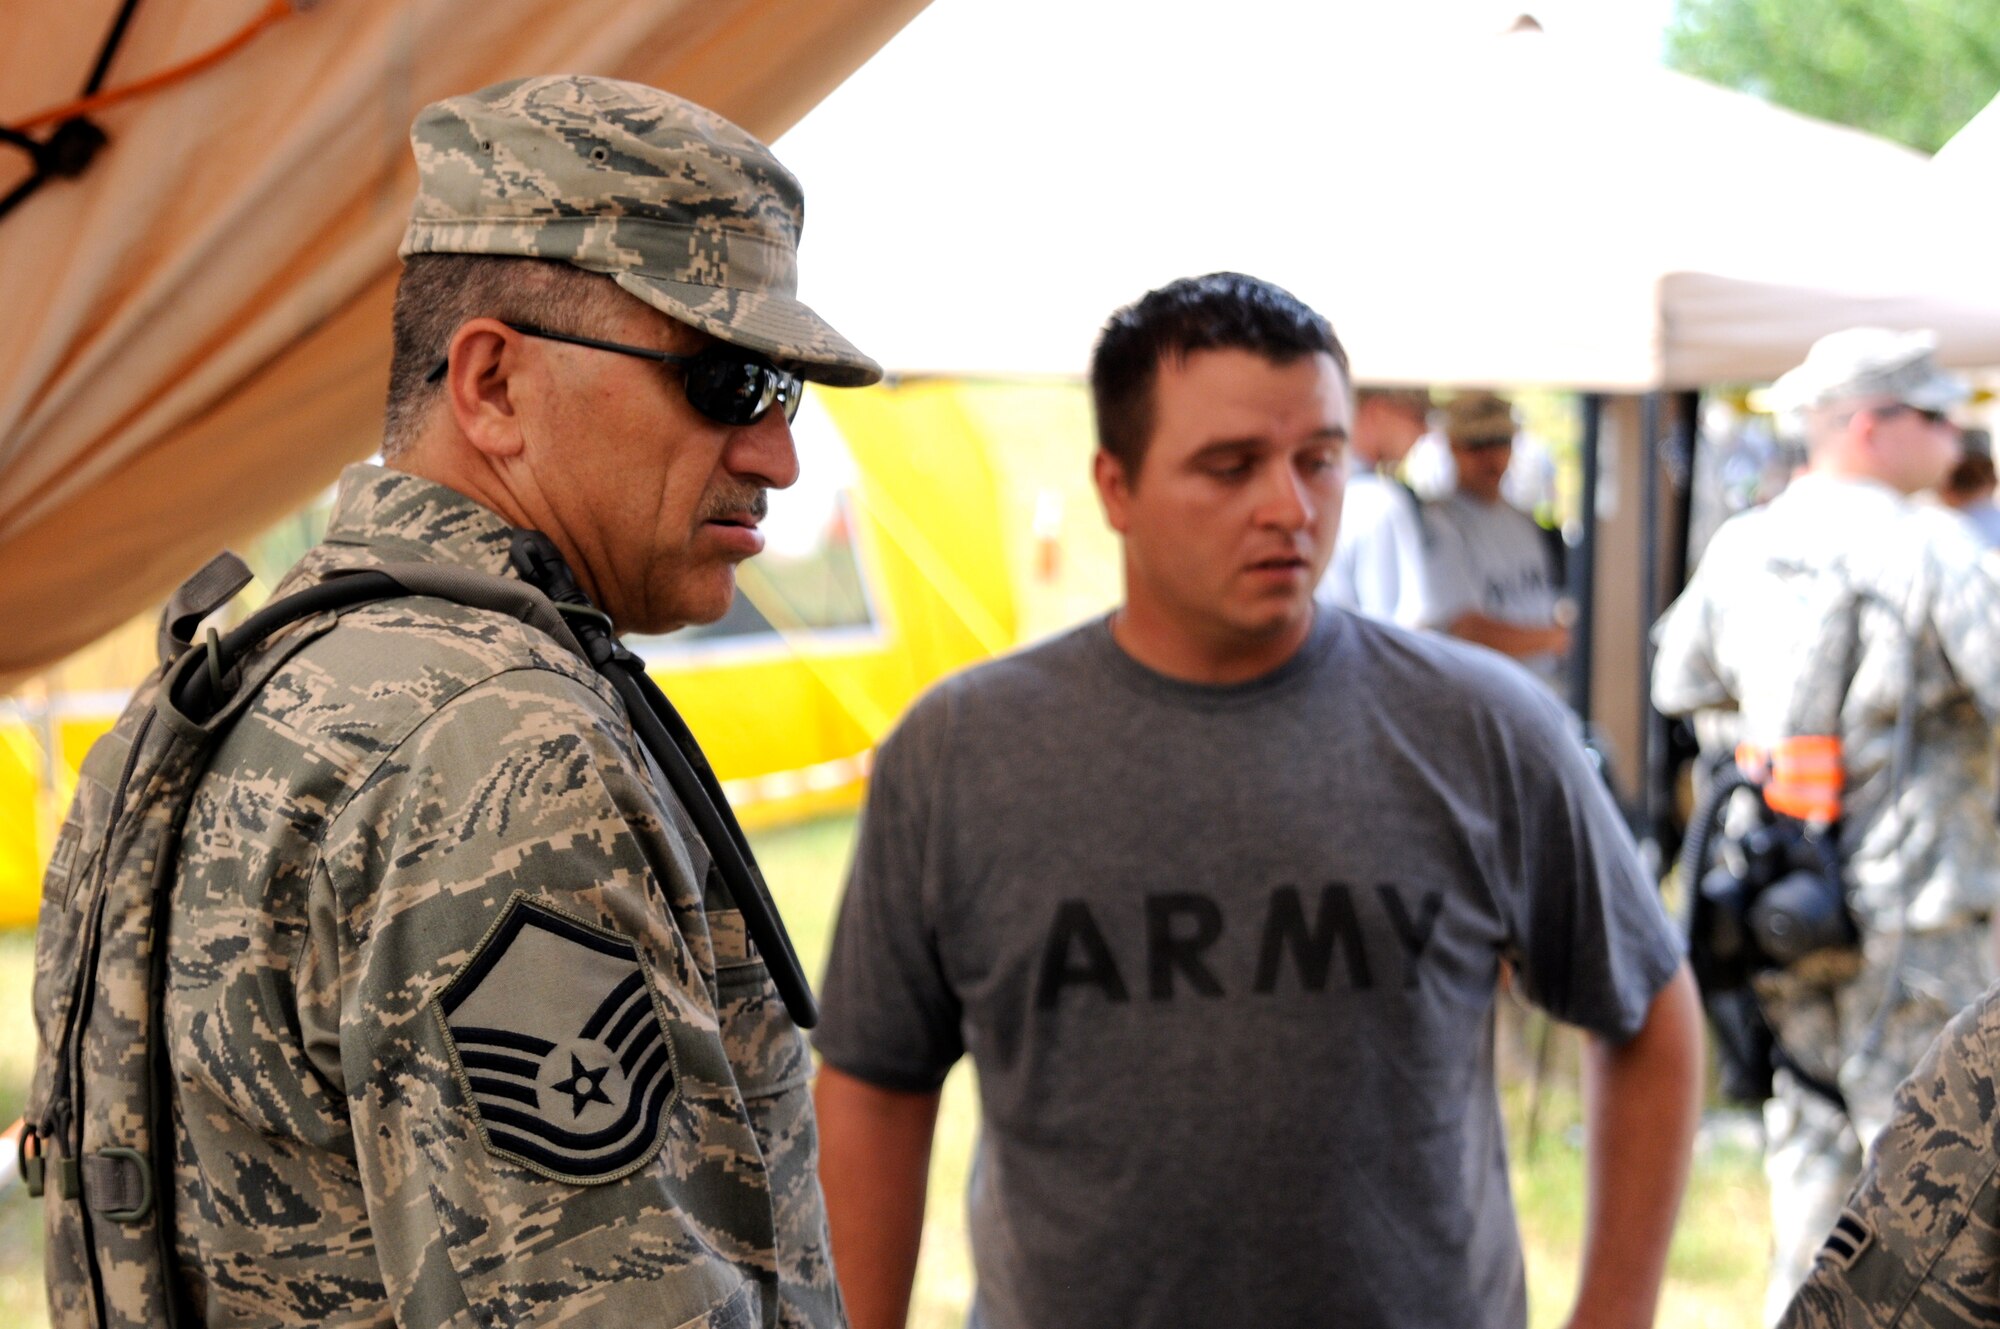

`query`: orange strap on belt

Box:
[1737,736,1843,823]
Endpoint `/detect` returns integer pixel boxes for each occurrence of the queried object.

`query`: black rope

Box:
[0,123,43,220]
[0,173,47,223]
[84,0,148,96]
[0,0,146,225]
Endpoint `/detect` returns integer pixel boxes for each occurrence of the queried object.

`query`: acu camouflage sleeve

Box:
[1781,986,2000,1328]
[1650,539,1734,720]
[298,666,781,1328]
[1927,545,2000,724]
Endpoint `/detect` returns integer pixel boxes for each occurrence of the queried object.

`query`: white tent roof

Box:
[779,4,2000,388]
[1935,93,2000,176]
[0,0,926,686]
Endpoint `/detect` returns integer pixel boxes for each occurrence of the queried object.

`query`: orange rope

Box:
[9,0,295,135]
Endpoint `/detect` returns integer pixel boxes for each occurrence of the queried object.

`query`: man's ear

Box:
[444,318,529,460]
[1094,449,1135,535]
[1847,405,1885,462]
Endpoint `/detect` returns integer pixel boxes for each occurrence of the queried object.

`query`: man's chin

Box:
[1230,598,1316,641]
[620,580,737,637]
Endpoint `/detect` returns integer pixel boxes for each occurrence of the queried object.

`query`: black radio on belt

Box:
[1694,808,1855,982]
[1682,752,1859,1108]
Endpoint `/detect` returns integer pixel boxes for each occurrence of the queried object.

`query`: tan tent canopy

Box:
[0,0,925,688]
[778,6,2000,389]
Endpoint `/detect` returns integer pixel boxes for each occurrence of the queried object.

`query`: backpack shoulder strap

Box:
[31,556,579,1329]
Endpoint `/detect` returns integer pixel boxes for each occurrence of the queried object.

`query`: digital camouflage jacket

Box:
[51,464,840,1328]
[1783,982,2000,1326]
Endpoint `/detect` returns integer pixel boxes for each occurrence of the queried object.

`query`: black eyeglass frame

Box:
[1869,401,1952,427]
[423,321,805,425]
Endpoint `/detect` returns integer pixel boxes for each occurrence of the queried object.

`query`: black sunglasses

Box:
[425,321,805,426]
[1873,402,1951,427]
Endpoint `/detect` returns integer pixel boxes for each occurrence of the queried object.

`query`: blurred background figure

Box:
[1401,407,1560,519]
[1653,327,2000,1324]
[1319,386,1434,626]
[1939,429,2000,547]
[1421,390,1572,692]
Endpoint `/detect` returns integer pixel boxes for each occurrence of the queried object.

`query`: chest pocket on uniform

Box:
[707,907,811,1100]
[706,904,840,1319]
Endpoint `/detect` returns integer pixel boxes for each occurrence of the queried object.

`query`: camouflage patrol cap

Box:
[1443,390,1516,448]
[1770,327,1967,416]
[400,75,881,387]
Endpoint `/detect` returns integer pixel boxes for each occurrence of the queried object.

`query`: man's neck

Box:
[1801,459,1910,495]
[391,451,609,609]
[1108,602,1313,686]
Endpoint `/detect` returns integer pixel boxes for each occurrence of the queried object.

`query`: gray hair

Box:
[381,256,637,458]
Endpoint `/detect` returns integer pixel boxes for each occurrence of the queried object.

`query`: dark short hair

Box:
[381,255,637,458]
[1088,272,1348,476]
[1947,446,1997,498]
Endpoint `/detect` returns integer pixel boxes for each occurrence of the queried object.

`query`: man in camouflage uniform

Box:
[1651,328,2000,1324]
[148,76,876,1325]
[1781,987,2000,1326]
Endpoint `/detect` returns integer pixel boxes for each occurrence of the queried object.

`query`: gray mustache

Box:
[699,487,768,523]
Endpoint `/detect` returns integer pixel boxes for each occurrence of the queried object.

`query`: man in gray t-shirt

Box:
[812,274,1702,1329]
[1422,391,1571,691]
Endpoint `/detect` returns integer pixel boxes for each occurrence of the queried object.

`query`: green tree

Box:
[1667,0,2000,153]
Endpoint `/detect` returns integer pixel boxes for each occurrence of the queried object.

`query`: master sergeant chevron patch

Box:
[434,892,680,1184]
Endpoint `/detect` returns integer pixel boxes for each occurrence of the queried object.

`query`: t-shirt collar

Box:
[1086,606,1344,708]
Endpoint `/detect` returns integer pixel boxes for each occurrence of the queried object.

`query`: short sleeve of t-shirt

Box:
[1479,665,1682,1038]
[814,689,965,1091]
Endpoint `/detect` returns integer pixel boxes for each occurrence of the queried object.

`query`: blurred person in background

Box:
[1652,328,2000,1324]
[1938,431,2000,547]
[1317,386,1434,625]
[812,272,1701,1329]
[1421,390,1572,692]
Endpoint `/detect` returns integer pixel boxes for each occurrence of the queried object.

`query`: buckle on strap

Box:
[18,1124,42,1197]
[81,1147,153,1222]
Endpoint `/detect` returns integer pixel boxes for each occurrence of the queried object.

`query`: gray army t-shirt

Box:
[1423,492,1564,689]
[815,610,1680,1329]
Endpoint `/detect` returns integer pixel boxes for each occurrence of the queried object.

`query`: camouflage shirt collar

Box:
[1778,472,1909,515]
[321,463,519,577]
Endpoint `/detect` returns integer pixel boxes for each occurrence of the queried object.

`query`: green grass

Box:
[0,814,1770,1326]
[1498,1016,1768,1329]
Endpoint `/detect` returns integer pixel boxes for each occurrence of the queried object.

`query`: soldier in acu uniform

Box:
[93,76,878,1326]
[1651,328,2000,1325]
